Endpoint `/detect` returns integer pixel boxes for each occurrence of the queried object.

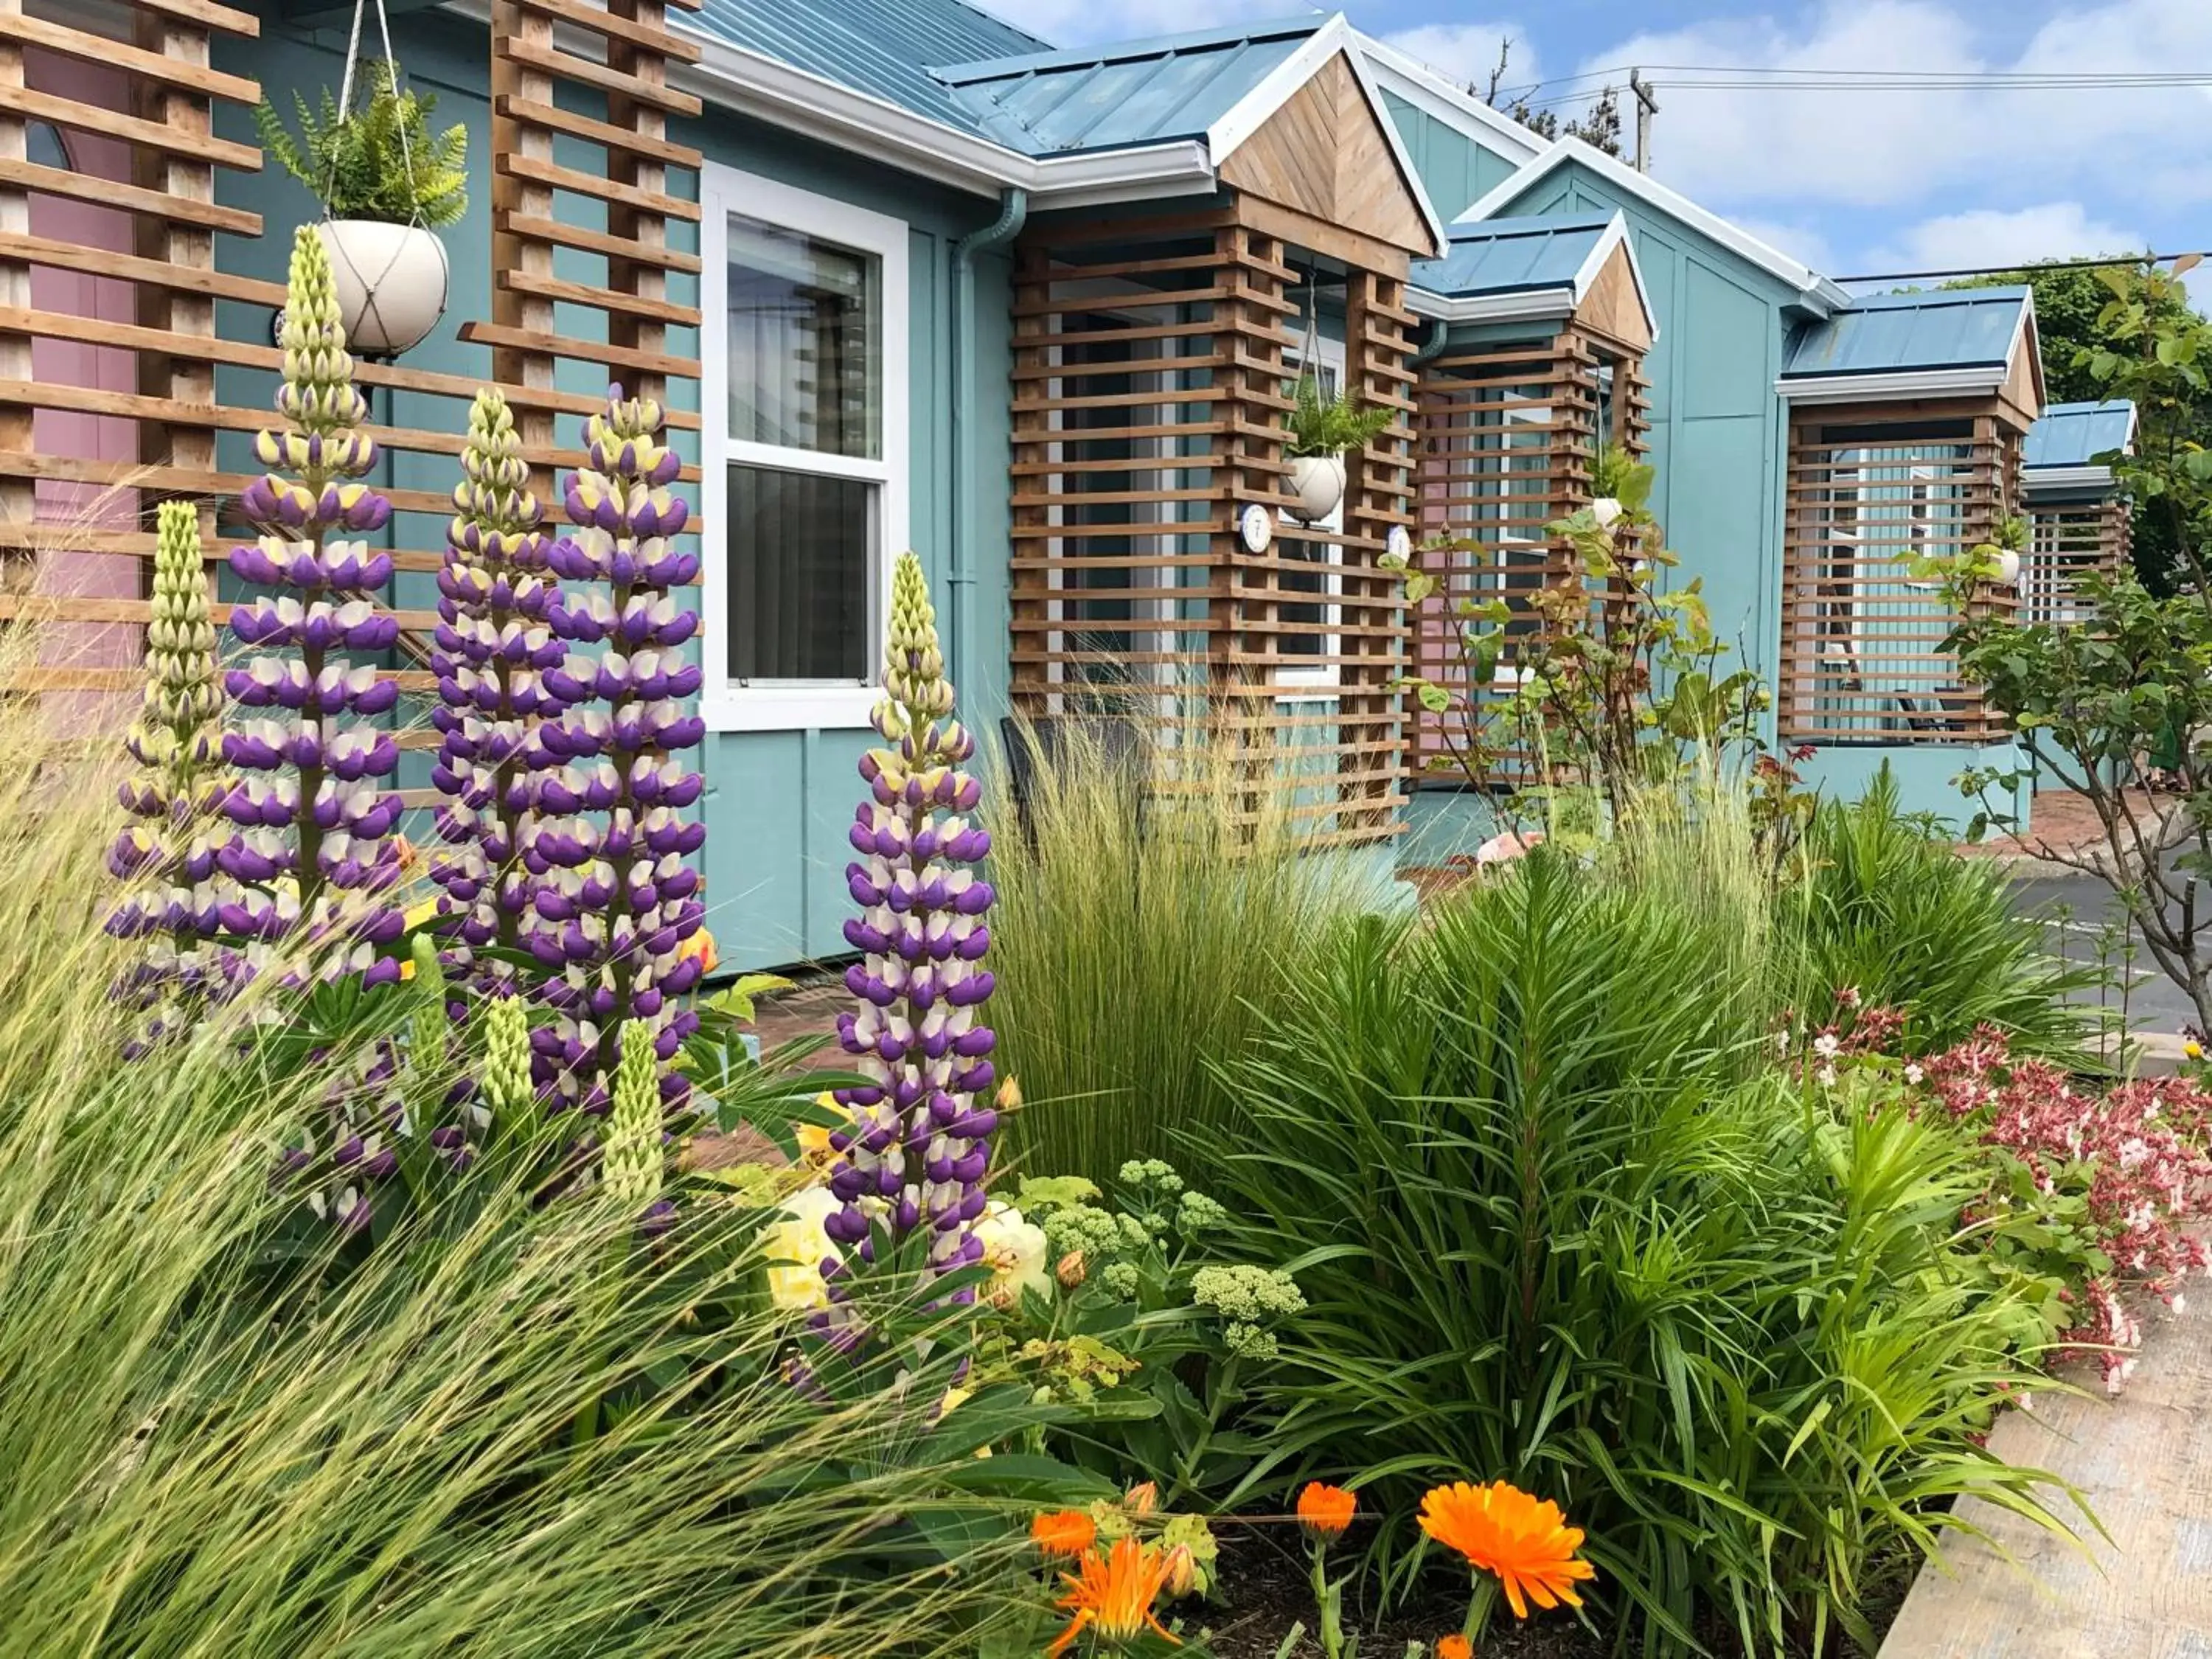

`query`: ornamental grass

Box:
[987,706,1391,1187]
[0,668,1036,1656]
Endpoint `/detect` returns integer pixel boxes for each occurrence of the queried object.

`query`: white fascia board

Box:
[1204,13,1447,254]
[1355,32,1545,165]
[2025,464,2117,493]
[1776,366,2007,403]
[1026,142,1217,209]
[1458,137,1849,313]
[2009,288,2048,412]
[1406,284,1576,325]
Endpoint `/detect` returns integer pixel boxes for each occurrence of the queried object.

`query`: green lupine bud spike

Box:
[602,1023,664,1210]
[882,552,954,720]
[479,993,534,1132]
[449,388,541,551]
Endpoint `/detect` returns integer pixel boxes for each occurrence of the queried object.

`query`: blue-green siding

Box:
[1380,93,1522,223]
[215,4,1018,969]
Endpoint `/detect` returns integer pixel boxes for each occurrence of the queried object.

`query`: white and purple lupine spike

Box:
[106,498,238,1054]
[526,386,705,1118]
[428,387,561,978]
[821,552,998,1290]
[218,229,405,989]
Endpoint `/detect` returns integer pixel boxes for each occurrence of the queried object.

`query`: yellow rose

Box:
[758,1185,840,1312]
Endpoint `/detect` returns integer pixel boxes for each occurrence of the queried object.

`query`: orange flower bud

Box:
[1123,1480,1158,1517]
[1162,1543,1198,1600]
[1297,1481,1357,1538]
[1056,1250,1087,1288]
[1438,1636,1472,1659]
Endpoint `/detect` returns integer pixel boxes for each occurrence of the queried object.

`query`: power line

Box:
[1636,62,2212,80]
[1833,251,2208,285]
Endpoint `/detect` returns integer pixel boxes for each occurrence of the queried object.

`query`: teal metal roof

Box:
[689,0,1048,140]
[928,16,1327,156]
[2025,400,2137,470]
[1411,212,1615,298]
[1782,286,2032,379]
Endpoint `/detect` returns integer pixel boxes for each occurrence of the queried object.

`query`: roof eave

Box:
[1775,366,2009,404]
[2025,463,2118,493]
[1407,285,1579,325]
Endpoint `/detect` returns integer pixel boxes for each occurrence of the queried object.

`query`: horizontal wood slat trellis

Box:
[2023,495,2129,626]
[1779,402,2023,745]
[1408,322,1650,779]
[0,0,702,723]
[1006,199,1413,848]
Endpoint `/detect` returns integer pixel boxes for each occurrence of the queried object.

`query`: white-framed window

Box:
[1277,333,1344,692]
[700,162,909,731]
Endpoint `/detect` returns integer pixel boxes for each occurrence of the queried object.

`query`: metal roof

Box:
[2025,400,2138,470]
[1781,286,2032,378]
[1411,212,1617,297]
[689,0,1048,142]
[929,16,1327,156]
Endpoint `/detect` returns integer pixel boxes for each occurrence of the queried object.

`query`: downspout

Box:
[947,187,1029,706]
[1411,317,1450,364]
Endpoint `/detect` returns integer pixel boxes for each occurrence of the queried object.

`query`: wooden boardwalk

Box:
[1881,1291,2212,1658]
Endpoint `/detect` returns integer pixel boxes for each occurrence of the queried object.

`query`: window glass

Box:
[726,212,880,460]
[726,464,872,682]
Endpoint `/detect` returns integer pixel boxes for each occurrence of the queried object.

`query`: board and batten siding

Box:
[212,3,1016,968]
[1378,91,1524,223]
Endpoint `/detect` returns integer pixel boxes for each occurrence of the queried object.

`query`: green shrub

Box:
[1783,771,2099,1060]
[256,60,467,228]
[1209,858,2076,1655]
[988,714,1387,1186]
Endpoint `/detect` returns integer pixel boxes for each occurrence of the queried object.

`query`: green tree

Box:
[1950,261,2212,590]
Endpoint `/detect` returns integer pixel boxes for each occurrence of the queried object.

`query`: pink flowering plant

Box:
[1786,987,2212,1392]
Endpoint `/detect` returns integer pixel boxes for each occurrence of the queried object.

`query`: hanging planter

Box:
[257,47,468,359]
[1287,453,1348,524]
[1282,370,1396,527]
[316,220,451,356]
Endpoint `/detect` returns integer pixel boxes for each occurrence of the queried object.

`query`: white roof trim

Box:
[2025,463,2118,493]
[1408,210,1657,339]
[1203,14,1448,254]
[1458,137,1851,313]
[675,22,1218,206]
[2008,288,2047,413]
[1776,366,2008,403]
[1408,284,1578,324]
[1353,32,1545,166]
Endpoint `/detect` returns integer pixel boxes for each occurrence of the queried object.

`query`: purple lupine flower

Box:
[220,225,404,984]
[106,498,237,1048]
[821,553,998,1293]
[427,387,562,972]
[526,386,704,1119]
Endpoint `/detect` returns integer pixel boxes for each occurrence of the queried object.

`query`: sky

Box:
[970,0,2212,304]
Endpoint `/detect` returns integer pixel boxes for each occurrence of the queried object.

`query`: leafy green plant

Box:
[256,59,467,227]
[988,712,1387,1186]
[1285,373,1398,459]
[1780,770,2101,1062]
[1206,858,2079,1655]
[1388,447,1768,831]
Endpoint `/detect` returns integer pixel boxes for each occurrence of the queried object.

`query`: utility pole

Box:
[1629,69,1659,173]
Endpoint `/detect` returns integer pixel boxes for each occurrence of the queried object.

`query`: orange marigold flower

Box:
[1296,1481,1357,1538]
[1049,1537,1181,1658]
[1031,1509,1098,1559]
[1417,1480,1596,1621]
[1437,1637,1473,1659]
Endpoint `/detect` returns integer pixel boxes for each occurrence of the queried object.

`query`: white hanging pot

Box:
[316,219,451,356]
[1286,453,1347,524]
[1989,548,2023,586]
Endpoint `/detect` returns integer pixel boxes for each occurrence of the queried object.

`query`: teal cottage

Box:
[1,0,2098,972]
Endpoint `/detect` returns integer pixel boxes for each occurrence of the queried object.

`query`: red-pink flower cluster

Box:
[1921,1023,2212,1393]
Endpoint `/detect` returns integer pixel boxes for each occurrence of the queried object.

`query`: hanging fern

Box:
[255,60,467,229]
[1284,372,1398,459]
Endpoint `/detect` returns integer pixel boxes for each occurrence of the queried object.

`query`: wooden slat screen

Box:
[2023,495,2128,626]
[1006,199,1411,848]
[1408,325,1649,777]
[1780,404,2022,744]
[0,0,701,805]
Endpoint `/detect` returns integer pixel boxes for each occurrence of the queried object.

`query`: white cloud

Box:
[1380,22,1537,102]
[1857,203,2149,279]
[1577,0,2212,216]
